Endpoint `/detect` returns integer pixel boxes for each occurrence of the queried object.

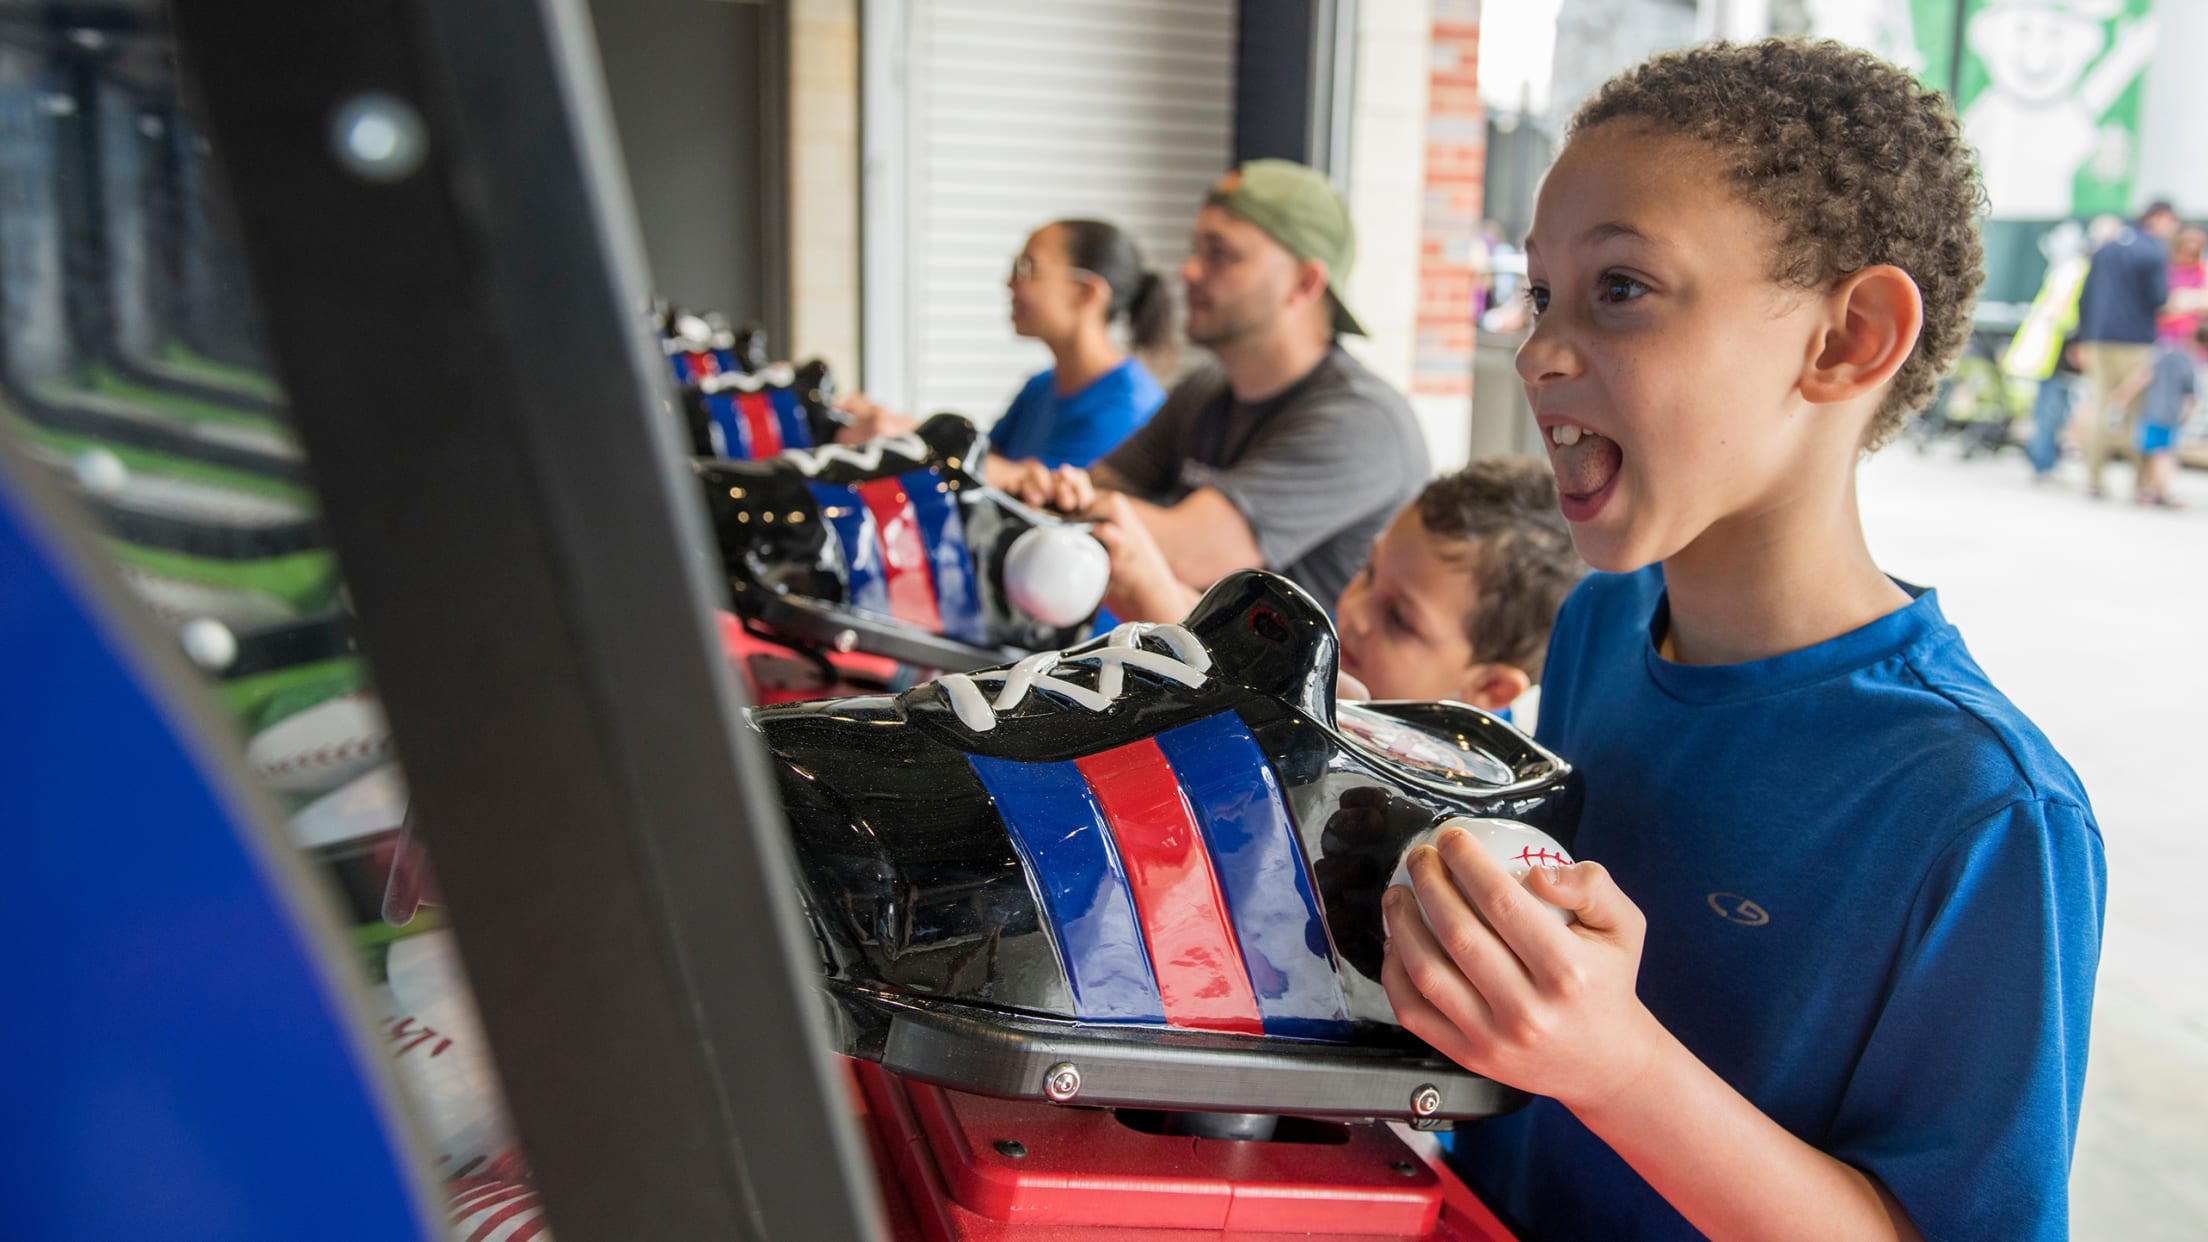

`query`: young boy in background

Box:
[1331,457,1583,721]
[1095,456,1584,718]
[1380,41,2104,1242]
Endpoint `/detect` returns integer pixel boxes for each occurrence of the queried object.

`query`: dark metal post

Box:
[166,0,883,1238]
[1234,0,1357,179]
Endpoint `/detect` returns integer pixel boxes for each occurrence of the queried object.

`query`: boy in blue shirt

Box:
[1381,41,2104,1241]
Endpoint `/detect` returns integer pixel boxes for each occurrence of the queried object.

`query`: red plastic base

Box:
[850,1061,1518,1242]
[715,611,900,705]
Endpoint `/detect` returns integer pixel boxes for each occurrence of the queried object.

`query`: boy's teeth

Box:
[1551,424,1584,447]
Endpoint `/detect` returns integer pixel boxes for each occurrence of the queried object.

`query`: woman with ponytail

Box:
[838,218,1168,485]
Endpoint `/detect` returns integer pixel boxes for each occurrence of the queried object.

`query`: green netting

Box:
[85,366,294,440]
[158,341,285,401]
[7,410,313,504]
[107,539,339,612]
[217,655,368,729]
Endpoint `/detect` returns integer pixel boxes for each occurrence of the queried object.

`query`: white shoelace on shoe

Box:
[777,433,930,477]
[938,622,1213,733]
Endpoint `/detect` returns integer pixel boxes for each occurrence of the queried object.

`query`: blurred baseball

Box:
[179,617,239,672]
[1003,525,1109,628]
[72,447,128,498]
[245,692,392,794]
[1391,816,1576,926]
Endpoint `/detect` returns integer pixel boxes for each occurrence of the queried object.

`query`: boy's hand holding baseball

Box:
[1382,827,1663,1111]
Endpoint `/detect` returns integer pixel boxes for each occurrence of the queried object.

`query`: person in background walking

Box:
[2004,220,2091,480]
[2157,225,2206,347]
[2072,200,2180,498]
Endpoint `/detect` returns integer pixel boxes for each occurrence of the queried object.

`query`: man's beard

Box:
[1186,300,1262,349]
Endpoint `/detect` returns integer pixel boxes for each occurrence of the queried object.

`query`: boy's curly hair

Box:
[1571,39,1986,449]
[1418,458,1585,682]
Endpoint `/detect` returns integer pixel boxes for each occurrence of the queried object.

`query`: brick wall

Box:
[1416,1,1485,408]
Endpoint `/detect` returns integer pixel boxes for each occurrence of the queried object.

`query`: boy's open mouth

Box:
[1548,424,1622,516]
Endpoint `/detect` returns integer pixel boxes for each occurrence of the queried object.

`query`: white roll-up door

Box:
[891,0,1237,426]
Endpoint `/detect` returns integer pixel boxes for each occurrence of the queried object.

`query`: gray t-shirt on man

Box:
[1099,345,1430,607]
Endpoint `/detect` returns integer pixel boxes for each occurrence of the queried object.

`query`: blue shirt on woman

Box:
[1446,567,2105,1242]
[988,360,1164,469]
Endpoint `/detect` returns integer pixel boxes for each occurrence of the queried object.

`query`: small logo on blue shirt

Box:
[1706,892,1770,927]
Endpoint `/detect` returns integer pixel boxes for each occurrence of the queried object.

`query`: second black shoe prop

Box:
[696,413,1109,670]
[750,569,1583,1122]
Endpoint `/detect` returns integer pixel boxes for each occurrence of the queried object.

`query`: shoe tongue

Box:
[915,413,986,485]
[1181,570,1340,723]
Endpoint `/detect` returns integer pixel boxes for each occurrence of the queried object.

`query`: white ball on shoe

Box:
[1003,525,1110,628]
[1391,816,1576,926]
[73,448,128,498]
[179,617,239,672]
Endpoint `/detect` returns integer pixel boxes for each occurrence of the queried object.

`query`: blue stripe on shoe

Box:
[767,387,815,449]
[806,481,889,614]
[1153,712,1350,1040]
[899,469,988,645]
[969,753,1165,1023]
[706,390,756,458]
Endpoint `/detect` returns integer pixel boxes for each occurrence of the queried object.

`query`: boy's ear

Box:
[1800,264,1923,407]
[1450,662,1532,714]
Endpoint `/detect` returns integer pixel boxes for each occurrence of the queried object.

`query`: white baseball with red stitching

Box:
[1391,817,1577,926]
[245,691,393,794]
[447,1177,551,1242]
[377,931,521,1181]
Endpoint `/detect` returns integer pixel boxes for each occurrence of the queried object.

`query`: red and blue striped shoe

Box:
[750,569,1581,1123]
[695,413,1104,670]
[681,361,843,460]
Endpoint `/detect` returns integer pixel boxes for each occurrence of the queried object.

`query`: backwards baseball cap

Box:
[1206,159,1365,336]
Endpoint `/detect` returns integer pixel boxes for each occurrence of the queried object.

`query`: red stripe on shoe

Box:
[856,477,945,633]
[735,390,784,456]
[1075,739,1264,1034]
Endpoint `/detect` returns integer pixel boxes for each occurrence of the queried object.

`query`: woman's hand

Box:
[999,460,1098,514]
[833,392,919,444]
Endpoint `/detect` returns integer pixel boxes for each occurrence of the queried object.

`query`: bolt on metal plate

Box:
[1042,1061,1081,1103]
[1409,1083,1442,1117]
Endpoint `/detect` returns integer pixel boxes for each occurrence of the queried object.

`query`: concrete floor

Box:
[1857,441,2208,1239]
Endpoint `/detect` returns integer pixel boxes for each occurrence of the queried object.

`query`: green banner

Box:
[1900,0,2157,220]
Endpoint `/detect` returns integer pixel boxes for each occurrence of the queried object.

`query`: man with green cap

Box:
[1007,158,1429,621]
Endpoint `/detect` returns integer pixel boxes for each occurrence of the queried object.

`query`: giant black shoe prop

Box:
[695,413,1108,672]
[653,304,844,458]
[750,569,1582,1122]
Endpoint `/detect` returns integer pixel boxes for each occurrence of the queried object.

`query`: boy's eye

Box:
[1522,284,1550,317]
[1598,271,1649,303]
